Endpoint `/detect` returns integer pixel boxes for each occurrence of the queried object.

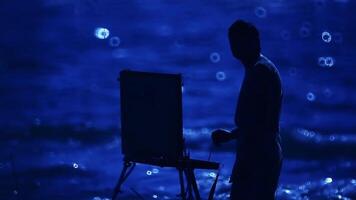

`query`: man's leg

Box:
[230,178,252,200]
[254,156,283,200]
[230,158,282,200]
[230,173,280,200]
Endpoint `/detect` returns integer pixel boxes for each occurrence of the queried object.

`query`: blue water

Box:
[0,0,355,199]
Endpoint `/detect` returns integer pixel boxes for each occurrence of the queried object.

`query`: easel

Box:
[114,70,220,199]
[112,155,219,200]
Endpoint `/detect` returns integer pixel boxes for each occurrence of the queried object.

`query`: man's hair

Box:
[228,20,260,42]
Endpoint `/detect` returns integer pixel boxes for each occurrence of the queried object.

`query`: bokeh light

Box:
[325,57,335,67]
[210,52,221,63]
[318,57,326,67]
[209,172,217,178]
[329,135,335,141]
[94,27,110,39]
[73,163,79,169]
[306,92,316,102]
[109,36,121,47]
[324,177,333,184]
[318,56,334,68]
[254,6,267,18]
[322,31,332,43]
[152,168,159,174]
[216,71,226,81]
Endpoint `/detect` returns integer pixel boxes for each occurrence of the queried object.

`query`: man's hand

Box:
[211,129,232,146]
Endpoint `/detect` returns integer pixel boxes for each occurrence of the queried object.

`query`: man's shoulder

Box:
[254,54,280,77]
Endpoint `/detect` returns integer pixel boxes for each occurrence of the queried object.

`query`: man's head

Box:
[228,20,260,64]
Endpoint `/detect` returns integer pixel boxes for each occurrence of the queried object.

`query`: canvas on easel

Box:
[119,70,184,162]
[113,70,219,200]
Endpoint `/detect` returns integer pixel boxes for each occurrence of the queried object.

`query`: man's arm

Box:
[211,128,240,146]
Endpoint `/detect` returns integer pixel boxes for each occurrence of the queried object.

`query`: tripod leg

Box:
[184,169,194,200]
[188,168,201,200]
[112,161,134,200]
[178,169,186,200]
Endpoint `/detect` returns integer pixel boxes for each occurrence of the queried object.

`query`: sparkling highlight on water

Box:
[306,92,316,102]
[322,31,332,43]
[254,6,267,18]
[94,27,110,39]
[73,163,79,169]
[216,71,226,81]
[210,52,221,63]
[109,36,121,47]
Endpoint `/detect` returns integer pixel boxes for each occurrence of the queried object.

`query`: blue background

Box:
[0,0,355,199]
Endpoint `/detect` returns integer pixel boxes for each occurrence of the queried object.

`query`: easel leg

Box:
[183,169,193,200]
[178,169,186,200]
[188,168,201,200]
[112,161,135,200]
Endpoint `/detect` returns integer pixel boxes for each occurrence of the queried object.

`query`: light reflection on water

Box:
[0,126,354,199]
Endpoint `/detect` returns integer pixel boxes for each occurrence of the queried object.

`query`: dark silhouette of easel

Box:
[112,153,219,200]
[112,70,219,200]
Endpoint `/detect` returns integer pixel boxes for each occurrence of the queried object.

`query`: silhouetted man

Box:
[211,20,283,200]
